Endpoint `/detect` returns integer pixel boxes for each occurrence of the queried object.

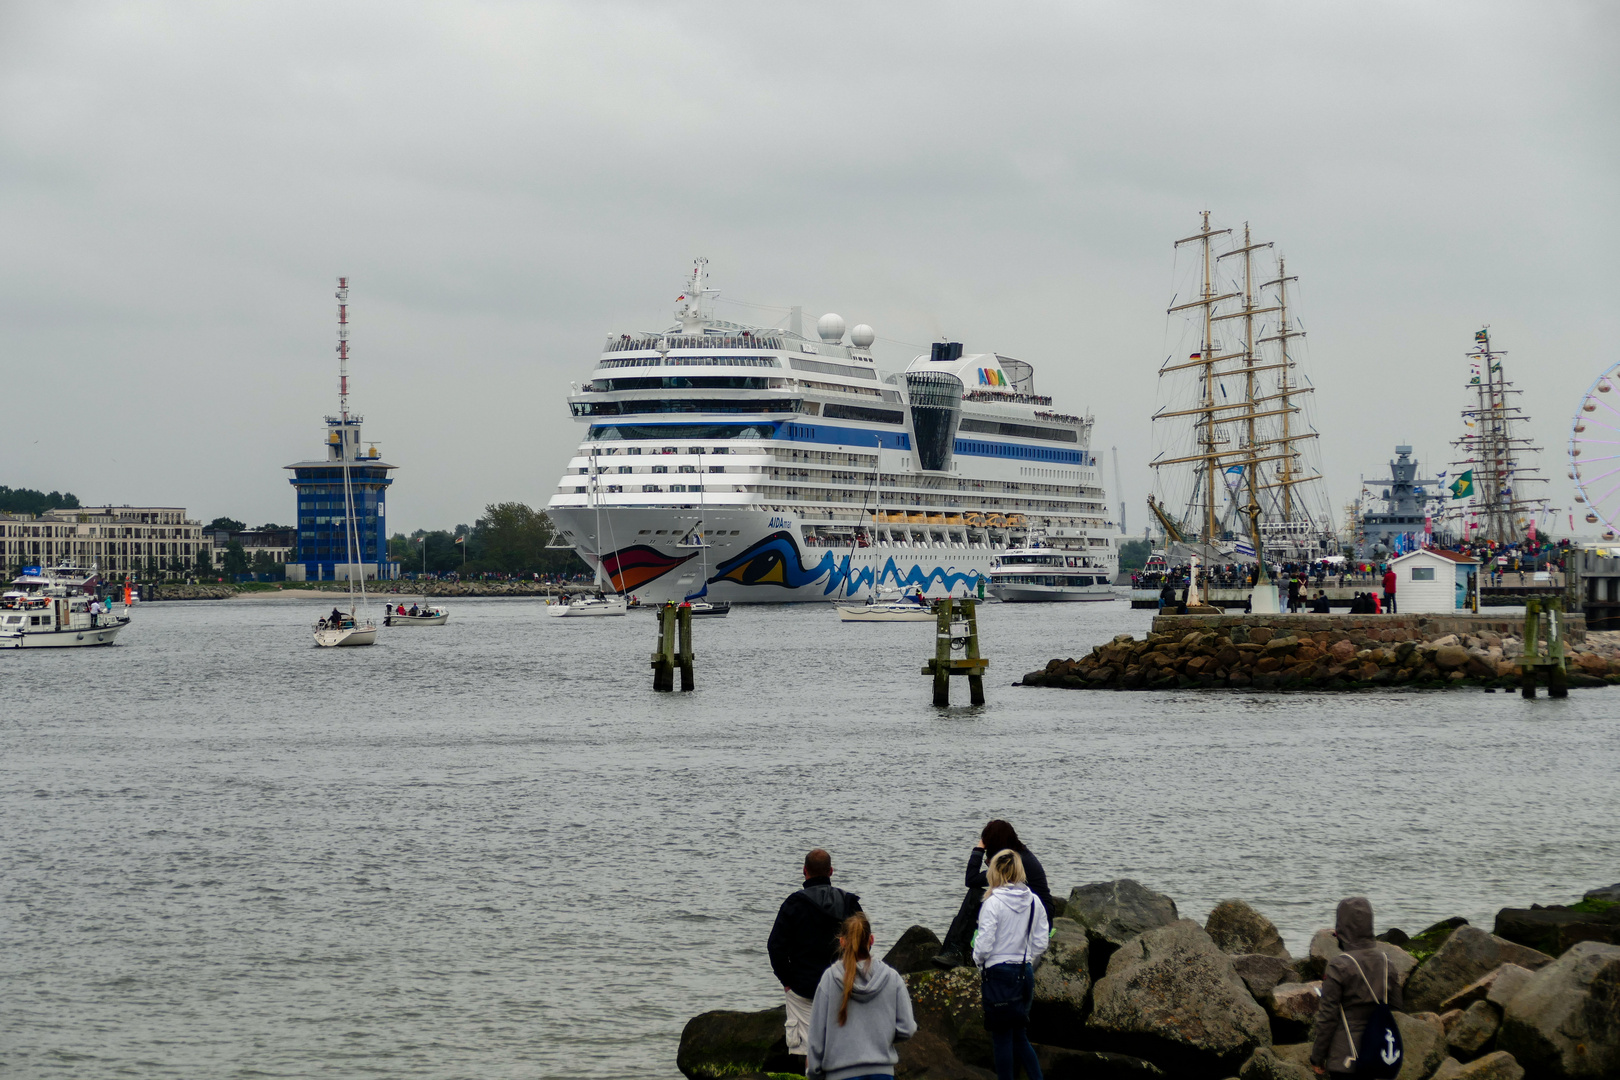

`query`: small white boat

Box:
[1,565,130,648]
[384,608,448,625]
[836,584,937,622]
[547,593,629,617]
[647,598,731,617]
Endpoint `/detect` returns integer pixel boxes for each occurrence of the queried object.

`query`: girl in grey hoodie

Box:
[806,913,918,1080]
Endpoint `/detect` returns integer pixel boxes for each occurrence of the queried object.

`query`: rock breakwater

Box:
[678,884,1620,1080]
[1021,616,1620,692]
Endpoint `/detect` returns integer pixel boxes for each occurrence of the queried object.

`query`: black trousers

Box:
[943,887,983,955]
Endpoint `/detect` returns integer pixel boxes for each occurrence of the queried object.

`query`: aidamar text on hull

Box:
[546,260,1116,605]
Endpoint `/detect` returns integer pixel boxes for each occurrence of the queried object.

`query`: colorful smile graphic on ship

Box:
[600,545,698,593]
[711,531,982,595]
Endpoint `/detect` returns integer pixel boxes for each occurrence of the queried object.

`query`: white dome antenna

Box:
[850,324,875,350]
[817,313,846,344]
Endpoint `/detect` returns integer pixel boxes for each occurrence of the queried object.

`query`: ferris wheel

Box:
[1571,362,1620,538]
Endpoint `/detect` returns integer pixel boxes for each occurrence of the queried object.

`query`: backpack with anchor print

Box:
[1340,952,1402,1078]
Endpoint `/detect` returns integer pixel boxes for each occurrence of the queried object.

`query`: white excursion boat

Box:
[311,277,379,648]
[546,259,1117,605]
[836,584,937,622]
[546,593,629,617]
[988,533,1117,602]
[1,564,130,648]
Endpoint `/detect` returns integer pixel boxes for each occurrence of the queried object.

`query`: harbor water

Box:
[4,597,1616,1078]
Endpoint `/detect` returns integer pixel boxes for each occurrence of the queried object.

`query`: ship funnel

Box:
[930,341,964,363]
[905,371,964,472]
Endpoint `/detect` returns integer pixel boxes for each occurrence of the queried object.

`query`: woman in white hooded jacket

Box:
[971,849,1049,1080]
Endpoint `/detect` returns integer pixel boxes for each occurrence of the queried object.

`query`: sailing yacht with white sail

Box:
[311,277,378,647]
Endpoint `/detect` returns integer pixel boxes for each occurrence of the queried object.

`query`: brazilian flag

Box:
[1475,329,1489,344]
[1450,470,1475,499]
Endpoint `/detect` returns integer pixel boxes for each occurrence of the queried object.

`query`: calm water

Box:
[4,597,1617,1079]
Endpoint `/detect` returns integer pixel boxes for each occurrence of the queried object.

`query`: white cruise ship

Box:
[546,260,1116,604]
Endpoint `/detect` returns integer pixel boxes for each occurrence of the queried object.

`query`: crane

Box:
[1112,446,1126,534]
[1146,494,1186,544]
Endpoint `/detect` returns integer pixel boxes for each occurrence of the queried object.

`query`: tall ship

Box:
[1147,213,1337,564]
[546,260,1116,604]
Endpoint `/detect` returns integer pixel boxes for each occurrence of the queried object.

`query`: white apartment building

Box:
[1,506,208,577]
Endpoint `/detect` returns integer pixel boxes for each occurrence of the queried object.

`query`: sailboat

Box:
[384,536,449,625]
[1148,213,1338,609]
[548,446,629,617]
[670,447,730,617]
[312,277,379,647]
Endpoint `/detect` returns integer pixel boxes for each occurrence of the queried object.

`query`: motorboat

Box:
[836,584,937,622]
[546,593,629,617]
[384,603,449,626]
[1,564,130,648]
[988,534,1117,602]
[644,597,730,617]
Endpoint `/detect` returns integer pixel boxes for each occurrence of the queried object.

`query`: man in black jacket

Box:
[766,848,862,1060]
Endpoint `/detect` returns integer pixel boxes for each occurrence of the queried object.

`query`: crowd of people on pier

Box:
[764,820,1393,1080]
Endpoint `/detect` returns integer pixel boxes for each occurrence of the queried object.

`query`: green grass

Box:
[1570,897,1617,915]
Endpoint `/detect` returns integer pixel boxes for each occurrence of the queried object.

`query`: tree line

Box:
[388,502,587,576]
[1,486,80,515]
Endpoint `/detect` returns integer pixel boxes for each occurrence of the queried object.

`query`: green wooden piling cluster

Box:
[1520,597,1568,698]
[922,597,988,706]
[652,602,695,692]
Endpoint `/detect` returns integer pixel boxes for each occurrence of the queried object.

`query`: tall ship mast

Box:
[545,259,1116,604]
[1150,212,1335,560]
[1448,328,1547,544]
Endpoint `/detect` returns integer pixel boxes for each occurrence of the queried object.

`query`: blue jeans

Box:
[982,962,1042,1080]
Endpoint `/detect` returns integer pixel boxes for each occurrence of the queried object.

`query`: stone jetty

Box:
[1021,614,1620,692]
[677,882,1620,1080]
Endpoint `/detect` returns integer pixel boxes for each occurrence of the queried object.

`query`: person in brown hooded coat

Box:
[1310,897,1404,1076]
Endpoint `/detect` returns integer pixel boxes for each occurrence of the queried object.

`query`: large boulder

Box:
[1432,1051,1527,1080]
[1406,926,1554,1013]
[1494,904,1620,956]
[1206,900,1290,959]
[1085,919,1271,1078]
[1446,999,1502,1059]
[1233,954,1308,999]
[1396,1011,1449,1080]
[1031,918,1092,1047]
[1497,941,1620,1079]
[1308,929,1418,987]
[882,924,943,976]
[1263,981,1321,1044]
[677,1007,793,1079]
[903,966,993,1073]
[1067,880,1180,976]
[1238,1042,1315,1080]
[1585,885,1620,904]
[1439,964,1536,1013]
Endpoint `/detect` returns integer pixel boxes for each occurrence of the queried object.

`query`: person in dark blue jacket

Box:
[932,820,1053,969]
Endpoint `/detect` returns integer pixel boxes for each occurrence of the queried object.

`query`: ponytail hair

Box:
[984,848,1026,898]
[835,912,873,1026]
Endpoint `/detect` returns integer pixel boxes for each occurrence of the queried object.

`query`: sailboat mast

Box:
[1201,219,1217,542]
[335,277,367,614]
[1274,261,1295,521]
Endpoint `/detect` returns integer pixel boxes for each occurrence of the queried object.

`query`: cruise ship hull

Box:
[547,505,995,604]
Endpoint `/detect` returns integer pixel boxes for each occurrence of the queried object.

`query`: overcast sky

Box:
[3,1,1616,536]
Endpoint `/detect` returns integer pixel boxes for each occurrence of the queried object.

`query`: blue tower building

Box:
[283,277,399,582]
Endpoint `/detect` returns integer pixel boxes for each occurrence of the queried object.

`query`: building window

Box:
[1411,567,1435,581]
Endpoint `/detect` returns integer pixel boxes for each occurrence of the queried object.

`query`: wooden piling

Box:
[678,603,695,692]
[1520,598,1569,699]
[922,596,989,706]
[652,602,676,692]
